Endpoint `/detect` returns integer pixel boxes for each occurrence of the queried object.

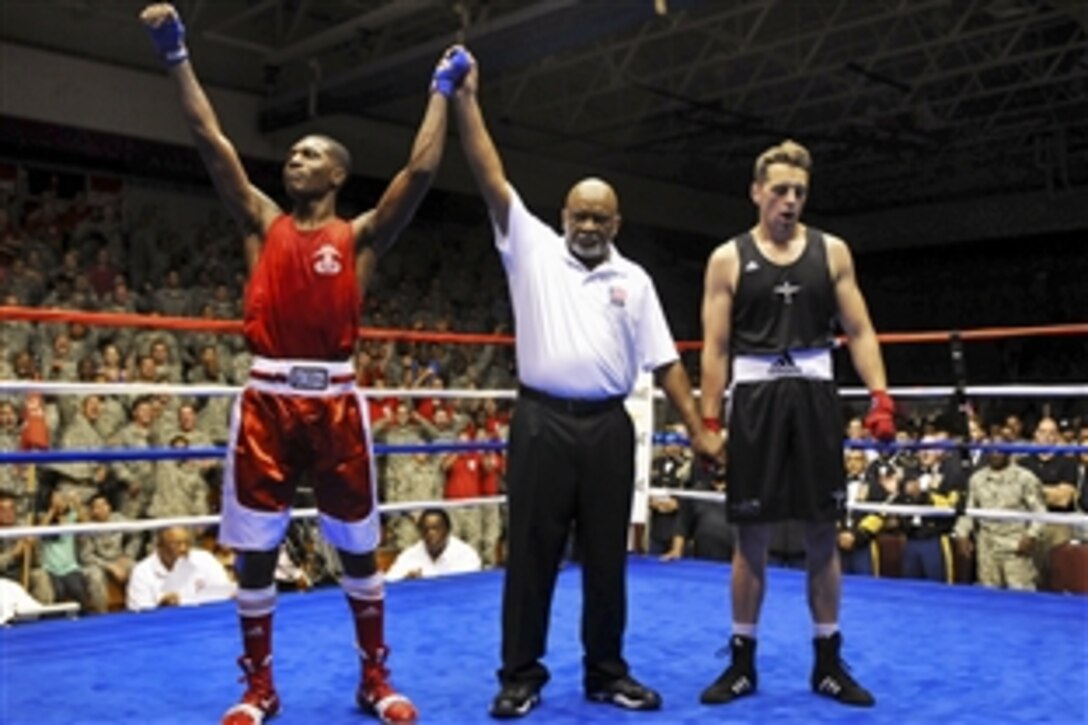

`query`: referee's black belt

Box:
[518,385,625,417]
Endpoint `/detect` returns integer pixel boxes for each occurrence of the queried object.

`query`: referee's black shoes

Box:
[585,674,663,711]
[489,682,541,719]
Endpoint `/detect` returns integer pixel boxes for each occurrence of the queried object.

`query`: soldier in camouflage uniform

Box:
[79,493,142,612]
[148,435,210,521]
[0,493,40,592]
[48,394,110,506]
[98,280,138,355]
[66,320,98,365]
[183,307,235,372]
[0,402,33,519]
[954,432,1046,591]
[160,403,212,448]
[152,269,191,318]
[374,402,432,505]
[386,453,445,550]
[229,346,253,386]
[149,394,182,444]
[93,384,128,443]
[0,538,42,606]
[42,333,79,382]
[186,346,232,443]
[110,396,157,519]
[148,338,183,383]
[132,327,183,369]
[0,292,36,367]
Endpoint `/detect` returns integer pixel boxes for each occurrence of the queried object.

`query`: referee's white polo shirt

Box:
[493,185,679,400]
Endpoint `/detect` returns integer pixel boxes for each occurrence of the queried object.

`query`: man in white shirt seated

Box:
[0,578,45,624]
[126,526,235,611]
[385,509,481,582]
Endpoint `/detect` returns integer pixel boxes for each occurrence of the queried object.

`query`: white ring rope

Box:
[655,488,1088,527]
[849,501,1086,525]
[0,381,240,398]
[2,380,1085,400]
[652,384,1088,400]
[839,385,1088,398]
[0,495,506,540]
[0,381,518,400]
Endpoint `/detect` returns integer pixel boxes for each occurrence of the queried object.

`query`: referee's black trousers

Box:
[498,391,635,690]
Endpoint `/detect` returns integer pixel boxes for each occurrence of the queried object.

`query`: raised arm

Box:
[699,241,738,423]
[353,47,469,284]
[140,4,279,235]
[451,51,512,234]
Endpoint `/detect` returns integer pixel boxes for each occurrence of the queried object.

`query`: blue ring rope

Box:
[0,437,1085,465]
[653,430,1086,455]
[0,440,507,465]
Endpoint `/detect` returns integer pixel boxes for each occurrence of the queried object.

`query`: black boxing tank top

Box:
[730,227,837,355]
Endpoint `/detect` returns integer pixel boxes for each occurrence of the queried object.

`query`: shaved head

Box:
[283,134,353,200]
[562,177,621,268]
[565,177,619,213]
[307,134,353,175]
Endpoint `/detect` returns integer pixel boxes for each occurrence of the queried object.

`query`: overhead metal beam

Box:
[283,0,313,44]
[258,0,710,132]
[202,32,274,55]
[266,0,443,66]
[203,0,278,34]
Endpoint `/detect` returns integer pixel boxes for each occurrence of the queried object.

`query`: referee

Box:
[448,50,723,718]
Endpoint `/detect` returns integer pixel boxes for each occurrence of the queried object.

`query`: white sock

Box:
[814,623,839,638]
[732,623,757,638]
[340,573,383,602]
[236,584,277,618]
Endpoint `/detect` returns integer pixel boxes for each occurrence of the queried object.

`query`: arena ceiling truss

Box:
[5,0,1087,214]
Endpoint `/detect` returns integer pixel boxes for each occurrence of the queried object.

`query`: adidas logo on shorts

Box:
[767,352,802,377]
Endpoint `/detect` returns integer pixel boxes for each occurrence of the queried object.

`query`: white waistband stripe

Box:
[250,357,354,377]
[732,349,833,383]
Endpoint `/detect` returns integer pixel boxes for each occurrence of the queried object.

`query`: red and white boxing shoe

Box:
[222,655,282,725]
[356,646,418,724]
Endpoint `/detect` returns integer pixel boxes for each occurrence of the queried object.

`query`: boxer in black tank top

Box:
[698,140,897,709]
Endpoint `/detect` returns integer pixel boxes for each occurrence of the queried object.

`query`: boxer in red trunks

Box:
[140,5,469,723]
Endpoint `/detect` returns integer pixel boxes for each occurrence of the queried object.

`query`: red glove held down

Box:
[864,390,896,442]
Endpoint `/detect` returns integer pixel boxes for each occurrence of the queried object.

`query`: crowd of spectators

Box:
[0,164,516,616]
[650,412,1088,592]
[1,157,1085,618]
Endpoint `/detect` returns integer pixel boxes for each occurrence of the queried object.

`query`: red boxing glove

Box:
[864,390,896,442]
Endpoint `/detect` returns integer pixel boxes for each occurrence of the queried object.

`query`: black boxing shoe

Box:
[700,635,758,705]
[585,674,662,711]
[811,632,875,707]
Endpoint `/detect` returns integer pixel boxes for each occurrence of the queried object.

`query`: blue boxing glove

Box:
[431,46,471,97]
[145,8,189,66]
